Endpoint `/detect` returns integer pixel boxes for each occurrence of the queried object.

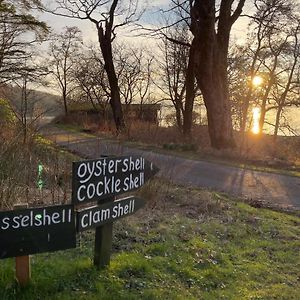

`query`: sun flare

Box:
[252,107,261,134]
[252,75,263,87]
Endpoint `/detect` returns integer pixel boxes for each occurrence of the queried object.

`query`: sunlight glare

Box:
[252,75,263,87]
[252,107,261,134]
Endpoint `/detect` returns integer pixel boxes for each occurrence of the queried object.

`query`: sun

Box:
[252,75,263,87]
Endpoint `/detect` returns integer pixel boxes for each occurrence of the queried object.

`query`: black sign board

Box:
[0,204,76,259]
[72,156,159,205]
[77,196,145,232]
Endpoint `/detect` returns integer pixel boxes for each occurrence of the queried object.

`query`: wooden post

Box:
[93,197,114,269]
[14,203,31,287]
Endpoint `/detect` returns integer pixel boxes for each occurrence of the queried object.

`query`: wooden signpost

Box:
[0,154,159,283]
[72,155,158,268]
[14,203,30,287]
[77,196,146,232]
[0,204,76,259]
[72,156,159,205]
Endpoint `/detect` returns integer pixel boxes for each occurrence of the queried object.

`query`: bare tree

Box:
[47,0,144,132]
[156,23,191,131]
[238,0,295,134]
[186,0,246,148]
[230,0,299,138]
[228,44,250,131]
[115,44,154,109]
[13,59,48,143]
[149,0,246,148]
[272,22,300,139]
[144,11,198,133]
[48,26,82,115]
[72,47,110,113]
[0,0,48,84]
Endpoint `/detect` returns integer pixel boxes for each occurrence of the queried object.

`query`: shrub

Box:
[0,98,15,126]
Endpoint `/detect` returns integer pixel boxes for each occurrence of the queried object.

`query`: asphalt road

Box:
[44,126,300,210]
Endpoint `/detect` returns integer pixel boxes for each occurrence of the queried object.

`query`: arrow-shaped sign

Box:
[72,156,159,205]
[0,204,76,259]
[77,196,145,232]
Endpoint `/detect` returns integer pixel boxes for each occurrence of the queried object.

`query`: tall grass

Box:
[0,121,74,210]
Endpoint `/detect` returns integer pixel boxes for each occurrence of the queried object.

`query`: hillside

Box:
[2,85,63,117]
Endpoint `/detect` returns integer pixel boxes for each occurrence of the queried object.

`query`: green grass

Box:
[54,123,96,139]
[1,184,299,299]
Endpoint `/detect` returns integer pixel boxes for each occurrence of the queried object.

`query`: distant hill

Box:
[1,85,63,117]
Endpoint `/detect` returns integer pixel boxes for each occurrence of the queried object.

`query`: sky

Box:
[36,0,299,135]
[39,1,252,46]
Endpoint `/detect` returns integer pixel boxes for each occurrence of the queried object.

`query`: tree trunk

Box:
[240,88,252,133]
[182,44,196,137]
[273,105,283,140]
[175,106,183,130]
[259,96,268,134]
[201,76,235,149]
[62,88,68,116]
[22,76,28,144]
[190,1,235,149]
[97,29,125,132]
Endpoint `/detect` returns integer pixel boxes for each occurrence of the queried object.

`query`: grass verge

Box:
[1,180,299,300]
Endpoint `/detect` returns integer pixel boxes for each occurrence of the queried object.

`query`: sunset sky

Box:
[37,1,299,135]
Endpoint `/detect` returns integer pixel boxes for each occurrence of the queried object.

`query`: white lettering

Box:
[102,159,107,176]
[117,203,124,217]
[34,215,42,226]
[135,158,140,170]
[52,212,60,224]
[30,211,33,226]
[93,211,101,223]
[108,160,114,174]
[62,209,65,223]
[122,159,129,172]
[96,181,104,196]
[115,159,122,172]
[77,185,86,202]
[129,157,135,171]
[123,177,129,192]
[104,177,111,194]
[77,163,87,178]
[115,179,121,193]
[87,183,95,199]
[87,162,95,181]
[1,217,9,230]
[43,209,51,226]
[124,204,129,215]
[68,209,72,222]
[112,205,118,218]
[78,162,97,184]
[101,208,110,221]
[12,216,20,229]
[21,215,30,227]
[81,214,88,228]
[95,161,102,176]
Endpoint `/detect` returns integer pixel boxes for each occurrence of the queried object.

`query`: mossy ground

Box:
[0,181,299,300]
